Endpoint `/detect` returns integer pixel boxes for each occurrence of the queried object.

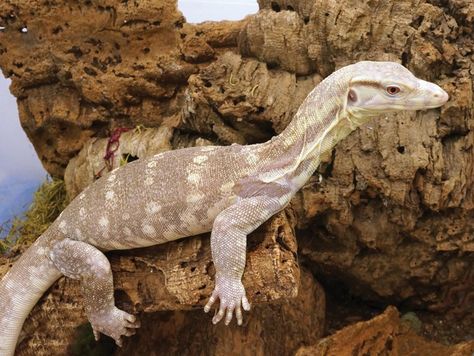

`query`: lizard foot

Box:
[204,277,250,326]
[89,307,140,347]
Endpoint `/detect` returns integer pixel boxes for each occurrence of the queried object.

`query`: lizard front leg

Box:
[204,196,283,326]
[48,238,140,346]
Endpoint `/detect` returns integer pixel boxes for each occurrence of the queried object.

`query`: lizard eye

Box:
[386,85,401,95]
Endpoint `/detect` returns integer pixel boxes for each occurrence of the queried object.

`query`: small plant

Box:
[0,178,68,254]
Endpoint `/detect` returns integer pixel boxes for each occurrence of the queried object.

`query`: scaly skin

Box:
[0,61,448,355]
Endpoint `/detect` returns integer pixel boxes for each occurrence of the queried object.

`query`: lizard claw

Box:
[204,277,250,326]
[92,328,101,342]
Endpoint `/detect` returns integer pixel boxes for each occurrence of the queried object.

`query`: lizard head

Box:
[344,61,448,118]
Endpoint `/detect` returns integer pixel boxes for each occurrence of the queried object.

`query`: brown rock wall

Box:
[1,0,473,353]
[116,269,324,356]
[296,306,474,356]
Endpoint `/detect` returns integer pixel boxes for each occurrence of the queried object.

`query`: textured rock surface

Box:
[296,306,474,356]
[0,0,247,177]
[258,0,474,313]
[1,0,473,353]
[65,126,175,198]
[115,269,324,356]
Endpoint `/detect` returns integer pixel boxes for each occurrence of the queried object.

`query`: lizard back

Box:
[53,143,261,250]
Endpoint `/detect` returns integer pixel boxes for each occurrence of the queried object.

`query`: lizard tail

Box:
[0,231,62,356]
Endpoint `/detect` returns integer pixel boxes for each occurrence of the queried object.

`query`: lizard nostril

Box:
[438,90,449,102]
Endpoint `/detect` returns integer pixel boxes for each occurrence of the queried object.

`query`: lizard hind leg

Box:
[49,238,140,346]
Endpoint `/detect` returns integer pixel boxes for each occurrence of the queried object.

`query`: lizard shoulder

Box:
[232,174,293,205]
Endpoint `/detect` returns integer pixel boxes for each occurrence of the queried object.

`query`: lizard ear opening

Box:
[348,89,357,103]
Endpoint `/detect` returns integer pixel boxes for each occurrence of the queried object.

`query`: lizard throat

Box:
[256,105,353,191]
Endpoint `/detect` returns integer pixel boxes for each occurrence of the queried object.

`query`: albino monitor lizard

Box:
[0,61,448,355]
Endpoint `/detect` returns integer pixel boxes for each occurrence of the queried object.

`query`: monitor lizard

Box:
[0,61,449,355]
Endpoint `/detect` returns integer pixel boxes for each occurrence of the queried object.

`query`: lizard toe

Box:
[225,303,235,325]
[212,302,226,324]
[92,328,101,341]
[235,305,243,326]
[242,295,251,311]
[204,289,219,313]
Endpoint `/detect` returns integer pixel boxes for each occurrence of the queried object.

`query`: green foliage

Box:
[0,178,68,254]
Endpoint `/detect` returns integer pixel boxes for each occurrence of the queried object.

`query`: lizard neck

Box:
[256,71,363,192]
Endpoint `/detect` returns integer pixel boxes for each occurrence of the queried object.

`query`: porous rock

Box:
[1,0,473,352]
[115,269,324,356]
[296,306,474,356]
